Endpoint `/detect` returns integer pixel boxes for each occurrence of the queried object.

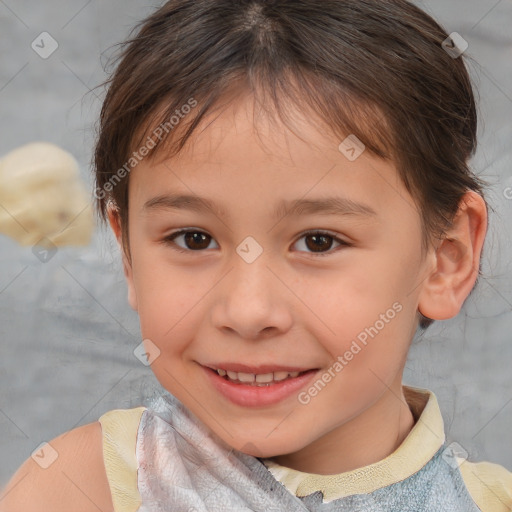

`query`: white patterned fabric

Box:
[135,390,481,511]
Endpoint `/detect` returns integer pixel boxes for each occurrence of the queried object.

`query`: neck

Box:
[267,384,416,475]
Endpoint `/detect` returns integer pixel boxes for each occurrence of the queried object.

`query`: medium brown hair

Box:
[93,0,489,330]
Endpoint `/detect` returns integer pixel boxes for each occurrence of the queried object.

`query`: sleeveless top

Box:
[98,386,512,511]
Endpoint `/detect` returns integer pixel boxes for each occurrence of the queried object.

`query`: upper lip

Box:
[203,363,316,374]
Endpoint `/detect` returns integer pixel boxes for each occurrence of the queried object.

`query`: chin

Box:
[228,435,305,460]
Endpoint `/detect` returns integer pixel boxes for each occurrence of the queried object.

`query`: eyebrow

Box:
[143,193,378,220]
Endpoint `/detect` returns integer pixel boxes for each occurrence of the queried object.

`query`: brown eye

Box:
[163,230,218,252]
[293,231,350,256]
[182,232,211,250]
[304,233,334,252]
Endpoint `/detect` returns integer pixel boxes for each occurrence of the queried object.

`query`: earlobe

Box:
[107,203,138,312]
[418,191,487,321]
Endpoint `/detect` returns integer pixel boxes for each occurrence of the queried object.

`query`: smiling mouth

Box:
[208,367,316,386]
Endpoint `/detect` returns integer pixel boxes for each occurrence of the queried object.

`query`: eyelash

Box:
[161,229,351,257]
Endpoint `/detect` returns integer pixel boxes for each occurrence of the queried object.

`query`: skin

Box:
[107,91,487,475]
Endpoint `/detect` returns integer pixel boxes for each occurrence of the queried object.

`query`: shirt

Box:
[98,386,512,511]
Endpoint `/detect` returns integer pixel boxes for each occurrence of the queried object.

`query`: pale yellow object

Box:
[459,458,512,512]
[98,387,512,512]
[0,142,94,247]
[263,386,444,500]
[98,406,145,512]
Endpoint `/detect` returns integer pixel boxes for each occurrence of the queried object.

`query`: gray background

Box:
[0,0,511,487]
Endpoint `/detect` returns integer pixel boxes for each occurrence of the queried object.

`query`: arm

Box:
[0,422,114,512]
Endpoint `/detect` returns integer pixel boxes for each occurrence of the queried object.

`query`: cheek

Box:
[130,250,200,350]
[294,255,414,369]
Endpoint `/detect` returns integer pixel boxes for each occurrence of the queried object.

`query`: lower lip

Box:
[203,366,319,407]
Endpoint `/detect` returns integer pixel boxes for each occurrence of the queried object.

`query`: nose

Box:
[210,252,293,341]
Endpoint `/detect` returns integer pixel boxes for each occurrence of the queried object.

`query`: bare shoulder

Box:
[0,421,113,512]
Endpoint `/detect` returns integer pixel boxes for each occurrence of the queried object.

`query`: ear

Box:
[107,203,138,311]
[418,191,487,321]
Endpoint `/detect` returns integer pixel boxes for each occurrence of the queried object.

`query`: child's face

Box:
[116,94,434,462]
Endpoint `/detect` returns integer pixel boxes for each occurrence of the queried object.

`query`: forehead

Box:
[129,94,417,224]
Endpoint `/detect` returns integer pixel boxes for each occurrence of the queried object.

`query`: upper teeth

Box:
[217,369,301,383]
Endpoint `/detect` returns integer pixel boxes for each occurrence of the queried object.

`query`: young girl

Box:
[2,0,511,510]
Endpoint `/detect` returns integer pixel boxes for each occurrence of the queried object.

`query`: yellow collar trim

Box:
[261,386,445,501]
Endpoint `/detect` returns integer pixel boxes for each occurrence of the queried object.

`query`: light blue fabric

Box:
[136,390,481,511]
